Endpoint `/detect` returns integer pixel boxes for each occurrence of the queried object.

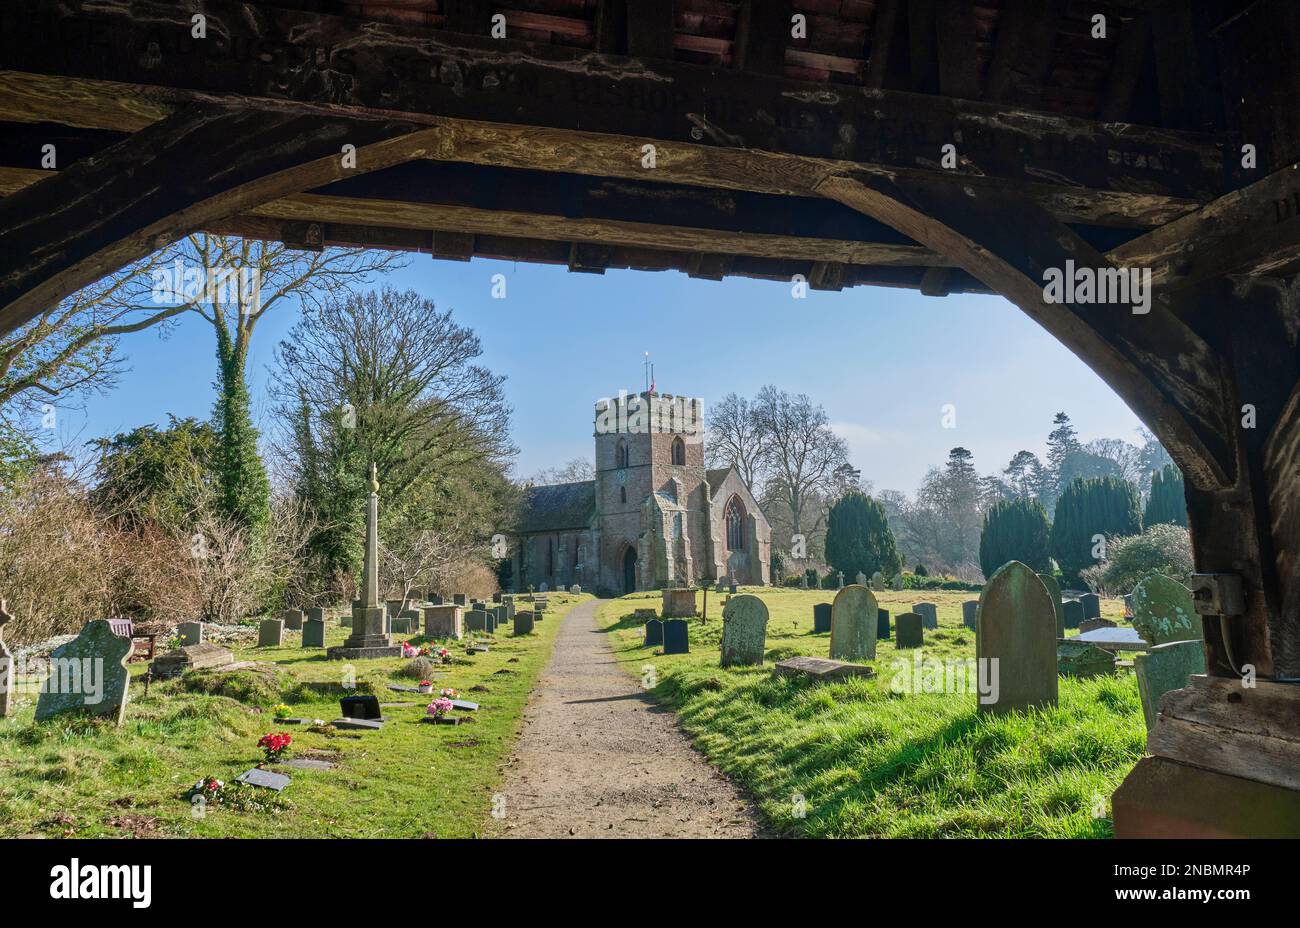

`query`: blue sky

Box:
[50,255,1147,495]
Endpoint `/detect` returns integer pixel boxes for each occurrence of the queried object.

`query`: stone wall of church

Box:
[515,528,595,592]
[707,468,771,585]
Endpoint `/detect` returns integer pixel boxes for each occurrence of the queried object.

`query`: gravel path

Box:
[494,600,760,838]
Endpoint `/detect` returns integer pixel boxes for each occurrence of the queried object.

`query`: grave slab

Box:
[774,655,875,683]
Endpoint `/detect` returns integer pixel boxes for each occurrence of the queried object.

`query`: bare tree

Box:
[705,392,768,491]
[529,458,594,485]
[752,386,851,543]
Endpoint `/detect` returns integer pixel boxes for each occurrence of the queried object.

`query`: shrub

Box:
[979,497,1052,579]
[400,657,437,680]
[824,491,902,583]
[804,567,820,588]
[1143,464,1188,528]
[1079,523,1193,595]
[901,573,983,592]
[1051,476,1142,585]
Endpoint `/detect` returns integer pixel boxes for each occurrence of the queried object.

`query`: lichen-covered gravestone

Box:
[1057,640,1116,678]
[258,619,284,647]
[424,605,462,640]
[1131,574,1202,645]
[1135,640,1206,731]
[895,613,923,648]
[35,619,132,725]
[977,561,1058,714]
[1037,573,1065,638]
[812,603,831,634]
[720,595,769,667]
[830,585,879,661]
[913,602,938,630]
[961,600,978,630]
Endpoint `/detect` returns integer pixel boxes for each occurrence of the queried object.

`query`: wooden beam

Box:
[0,106,438,336]
[1151,0,1204,129]
[983,0,1065,106]
[1100,14,1151,122]
[594,0,626,54]
[934,0,980,100]
[624,0,675,60]
[906,0,939,95]
[865,0,901,89]
[733,0,791,74]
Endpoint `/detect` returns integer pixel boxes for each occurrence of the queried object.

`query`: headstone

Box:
[1080,592,1101,621]
[236,768,291,791]
[913,602,938,630]
[332,718,383,731]
[834,571,844,590]
[177,621,204,646]
[729,582,739,595]
[895,613,923,649]
[961,600,978,631]
[492,592,502,603]
[1062,599,1084,630]
[644,619,664,647]
[539,583,548,593]
[307,607,326,624]
[1057,640,1117,678]
[976,561,1058,714]
[662,588,696,618]
[428,594,444,606]
[1123,593,1134,617]
[282,608,304,631]
[812,603,832,634]
[1135,640,1206,731]
[513,611,535,635]
[339,694,382,720]
[391,616,415,635]
[424,605,463,640]
[493,605,508,627]
[662,619,689,655]
[385,599,406,619]
[1131,574,1202,646]
[302,614,326,648]
[720,595,769,667]
[774,656,875,683]
[570,585,581,594]
[453,594,467,606]
[856,571,868,586]
[465,609,490,633]
[1038,573,1066,638]
[889,574,904,591]
[329,463,401,659]
[1078,617,1117,634]
[877,608,890,640]
[258,619,284,647]
[0,602,12,717]
[149,643,235,679]
[34,619,131,725]
[829,585,879,662]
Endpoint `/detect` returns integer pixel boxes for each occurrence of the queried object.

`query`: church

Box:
[510,390,771,594]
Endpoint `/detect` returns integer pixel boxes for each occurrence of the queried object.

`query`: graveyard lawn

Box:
[0,593,585,838]
[598,588,1144,838]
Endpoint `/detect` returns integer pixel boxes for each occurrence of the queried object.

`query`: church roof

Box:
[518,480,596,534]
[706,467,735,495]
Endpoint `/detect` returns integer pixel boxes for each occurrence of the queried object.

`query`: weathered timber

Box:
[864,0,901,89]
[0,104,437,336]
[733,0,791,75]
[1100,13,1151,122]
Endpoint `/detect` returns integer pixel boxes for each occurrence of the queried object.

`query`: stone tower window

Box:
[725,495,746,551]
[620,486,627,504]
[671,435,685,465]
[616,438,629,469]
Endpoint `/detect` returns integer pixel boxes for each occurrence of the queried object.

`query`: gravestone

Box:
[913,602,938,630]
[493,605,508,627]
[307,607,326,624]
[976,561,1058,714]
[662,588,696,618]
[492,592,502,603]
[644,619,664,647]
[424,605,463,640]
[774,656,875,683]
[662,619,689,654]
[150,642,236,678]
[391,616,415,635]
[258,619,284,647]
[961,600,978,631]
[1062,599,1084,630]
[283,608,304,631]
[812,603,832,634]
[236,768,291,791]
[1057,640,1117,678]
[834,571,844,590]
[829,585,879,661]
[302,613,326,648]
[385,599,406,619]
[1038,573,1066,638]
[539,583,548,593]
[34,619,131,725]
[513,611,535,635]
[720,595,768,667]
[895,613,923,649]
[333,717,383,731]
[877,608,890,641]
[177,621,203,646]
[1134,640,1206,731]
[340,694,382,720]
[889,574,905,591]
[453,594,466,606]
[428,594,444,606]
[465,609,490,633]
[1080,593,1101,621]
[0,602,12,717]
[571,584,582,594]
[1131,574,1202,646]
[856,571,868,586]
[1078,617,1117,634]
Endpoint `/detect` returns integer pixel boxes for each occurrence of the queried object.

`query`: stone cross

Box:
[331,462,398,658]
[362,462,380,609]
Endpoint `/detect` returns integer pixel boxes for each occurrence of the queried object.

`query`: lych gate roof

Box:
[518,480,597,534]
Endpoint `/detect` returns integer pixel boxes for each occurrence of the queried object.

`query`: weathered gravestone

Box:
[35,619,131,725]
[0,602,12,717]
[662,619,689,654]
[856,571,868,586]
[1062,599,1084,630]
[1134,640,1206,731]
[889,574,905,591]
[913,602,938,630]
[424,605,462,640]
[644,619,664,647]
[720,595,769,667]
[150,642,235,679]
[302,611,326,648]
[1080,593,1101,620]
[391,616,416,635]
[428,594,444,606]
[1038,573,1066,638]
[830,585,879,661]
[570,585,581,594]
[453,594,467,606]
[1131,574,1202,646]
[877,608,890,640]
[895,613,923,648]
[661,588,696,618]
[465,609,490,633]
[385,599,406,619]
[812,603,832,634]
[492,592,502,603]
[1057,640,1117,678]
[283,608,304,631]
[258,619,284,647]
[976,561,1058,714]
[774,655,874,683]
[177,621,204,646]
[962,600,978,631]
[513,611,535,635]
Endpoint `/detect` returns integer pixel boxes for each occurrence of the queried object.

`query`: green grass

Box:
[598,587,1145,838]
[0,594,584,838]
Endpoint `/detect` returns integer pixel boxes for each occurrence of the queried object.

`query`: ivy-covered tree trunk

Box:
[212,325,270,539]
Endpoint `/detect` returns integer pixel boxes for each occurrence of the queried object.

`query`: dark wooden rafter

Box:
[732,0,791,75]
[864,0,901,90]
[594,0,626,54]
[1100,12,1151,122]
[934,0,980,101]
[983,0,1065,107]
[0,106,438,334]
[624,0,675,60]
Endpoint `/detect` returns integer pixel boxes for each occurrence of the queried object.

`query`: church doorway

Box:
[622,546,637,594]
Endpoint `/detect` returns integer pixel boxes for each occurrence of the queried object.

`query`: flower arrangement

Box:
[440,687,458,699]
[418,680,434,694]
[257,732,292,763]
[426,697,453,719]
[272,703,291,719]
[183,776,290,814]
[401,641,419,658]
[436,647,450,661]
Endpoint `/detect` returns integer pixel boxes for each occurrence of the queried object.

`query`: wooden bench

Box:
[105,618,158,663]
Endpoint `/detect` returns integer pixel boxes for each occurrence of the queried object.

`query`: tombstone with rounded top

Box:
[813,602,831,633]
[1131,573,1202,646]
[720,594,769,667]
[830,584,879,661]
[513,610,535,636]
[1038,573,1065,638]
[976,561,1058,715]
[644,618,664,647]
[913,602,938,630]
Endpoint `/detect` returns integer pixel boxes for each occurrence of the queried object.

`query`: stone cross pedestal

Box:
[330,463,401,660]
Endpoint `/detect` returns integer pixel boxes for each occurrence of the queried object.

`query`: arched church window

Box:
[616,438,629,469]
[725,496,746,551]
[671,436,685,465]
